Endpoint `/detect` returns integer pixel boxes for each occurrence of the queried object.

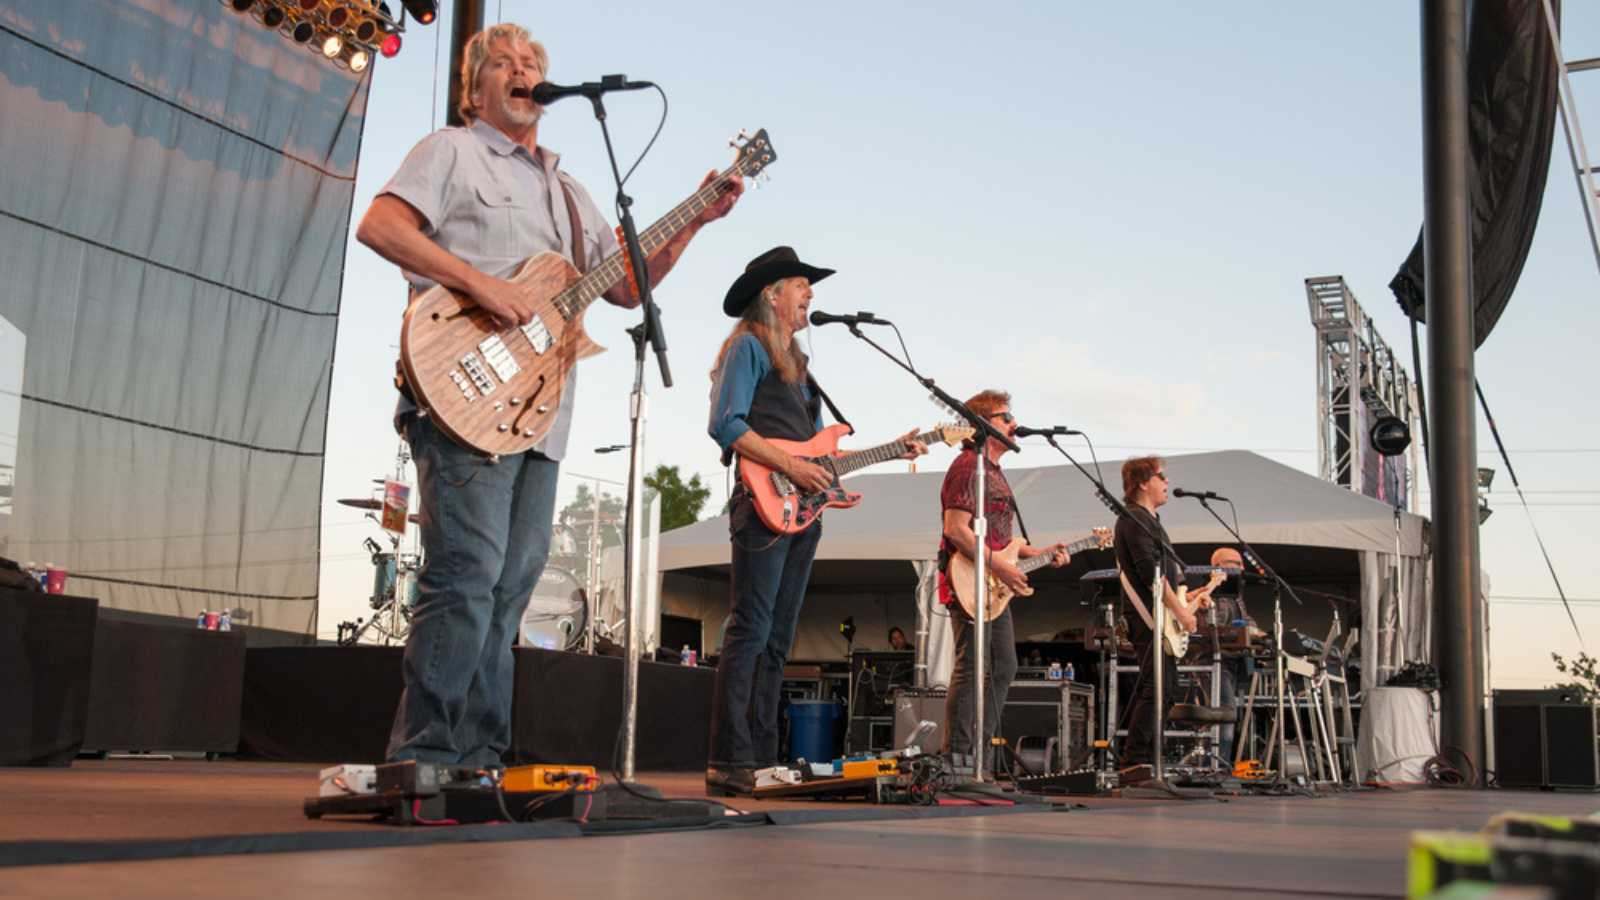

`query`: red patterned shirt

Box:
[936,448,1015,606]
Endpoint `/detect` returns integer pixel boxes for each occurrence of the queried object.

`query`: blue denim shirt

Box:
[708,334,822,456]
[380,120,612,461]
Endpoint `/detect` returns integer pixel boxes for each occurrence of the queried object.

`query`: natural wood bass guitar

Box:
[398,130,777,457]
[738,423,973,535]
[949,528,1114,622]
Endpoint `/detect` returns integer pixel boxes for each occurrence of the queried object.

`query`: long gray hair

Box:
[710,276,808,385]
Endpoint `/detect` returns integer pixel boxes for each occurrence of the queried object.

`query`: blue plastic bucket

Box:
[785,699,844,763]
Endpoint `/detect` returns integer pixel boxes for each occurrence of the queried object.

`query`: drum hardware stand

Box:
[832,321,1016,782]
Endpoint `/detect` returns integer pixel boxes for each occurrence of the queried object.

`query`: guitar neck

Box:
[549,160,755,322]
[829,428,944,478]
[1016,533,1103,575]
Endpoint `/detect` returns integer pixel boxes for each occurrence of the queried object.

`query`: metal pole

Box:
[584,484,600,653]
[620,373,649,781]
[1421,0,1484,785]
[445,0,488,128]
[972,443,989,782]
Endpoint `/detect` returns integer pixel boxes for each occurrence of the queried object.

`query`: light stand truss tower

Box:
[1306,276,1420,511]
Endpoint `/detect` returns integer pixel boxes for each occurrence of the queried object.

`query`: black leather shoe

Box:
[705,765,755,797]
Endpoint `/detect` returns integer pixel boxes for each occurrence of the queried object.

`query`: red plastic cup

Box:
[45,566,67,594]
[203,611,221,630]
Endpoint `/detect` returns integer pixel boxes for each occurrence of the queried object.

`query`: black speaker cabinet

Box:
[1493,689,1599,790]
[1000,681,1096,771]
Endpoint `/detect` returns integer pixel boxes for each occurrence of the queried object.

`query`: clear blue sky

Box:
[317,1,1600,689]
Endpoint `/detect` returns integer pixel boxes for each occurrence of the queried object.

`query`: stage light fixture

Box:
[1477,467,1496,490]
[1368,415,1411,457]
[258,3,285,27]
[1478,495,1494,525]
[321,33,343,57]
[228,0,255,12]
[348,48,370,72]
[327,5,349,28]
[380,31,402,56]
[400,0,436,25]
[291,20,315,42]
[354,18,378,42]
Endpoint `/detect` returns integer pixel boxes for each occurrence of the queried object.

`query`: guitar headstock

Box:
[1205,568,1227,590]
[730,128,778,179]
[933,423,976,447]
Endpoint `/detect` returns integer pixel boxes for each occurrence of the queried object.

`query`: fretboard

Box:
[548,158,758,321]
[829,428,946,478]
[1017,533,1105,574]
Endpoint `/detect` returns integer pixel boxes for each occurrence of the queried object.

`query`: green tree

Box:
[1551,651,1600,702]
[644,464,712,532]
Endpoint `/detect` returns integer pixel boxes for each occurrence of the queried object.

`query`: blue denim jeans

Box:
[708,494,822,768]
[387,414,559,768]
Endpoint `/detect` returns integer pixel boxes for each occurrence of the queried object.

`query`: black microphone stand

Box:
[584,90,668,784]
[837,322,1015,782]
[1034,435,1196,798]
[1183,495,1314,793]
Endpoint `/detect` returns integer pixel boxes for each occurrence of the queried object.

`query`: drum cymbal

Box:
[337,497,421,523]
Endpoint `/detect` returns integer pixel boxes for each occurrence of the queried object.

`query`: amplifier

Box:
[1001,681,1095,772]
[1493,690,1600,790]
[891,686,947,754]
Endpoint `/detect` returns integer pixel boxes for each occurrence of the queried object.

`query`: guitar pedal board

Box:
[1014,767,1118,796]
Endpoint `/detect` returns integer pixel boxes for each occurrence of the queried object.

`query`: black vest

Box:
[723,367,824,466]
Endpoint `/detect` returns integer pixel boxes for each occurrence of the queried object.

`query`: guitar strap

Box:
[1118,567,1159,632]
[1006,494,1033,545]
[558,179,588,271]
[806,376,853,433]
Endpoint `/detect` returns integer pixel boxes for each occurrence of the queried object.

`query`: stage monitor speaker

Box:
[1492,689,1599,790]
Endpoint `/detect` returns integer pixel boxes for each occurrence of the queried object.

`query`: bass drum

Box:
[519,566,588,651]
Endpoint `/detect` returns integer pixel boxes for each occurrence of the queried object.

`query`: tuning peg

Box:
[728,128,752,148]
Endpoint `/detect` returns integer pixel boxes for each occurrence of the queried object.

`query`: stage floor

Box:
[3,760,1596,898]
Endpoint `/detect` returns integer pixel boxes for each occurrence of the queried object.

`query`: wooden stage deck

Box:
[2,760,1596,898]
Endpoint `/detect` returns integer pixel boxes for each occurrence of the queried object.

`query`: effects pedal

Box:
[502,764,597,793]
[1014,767,1117,796]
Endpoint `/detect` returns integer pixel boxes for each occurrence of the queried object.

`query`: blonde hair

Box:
[710,277,809,386]
[458,25,549,124]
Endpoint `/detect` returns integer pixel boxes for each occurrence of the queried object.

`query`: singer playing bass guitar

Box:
[704,247,927,796]
[355,23,743,770]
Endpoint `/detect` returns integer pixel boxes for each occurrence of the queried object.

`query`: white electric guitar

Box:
[1162,569,1227,657]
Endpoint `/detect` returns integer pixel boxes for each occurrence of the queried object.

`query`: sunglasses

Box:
[991,411,1015,424]
[1153,472,1169,481]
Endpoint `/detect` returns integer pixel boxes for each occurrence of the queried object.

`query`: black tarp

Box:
[1389,0,1561,345]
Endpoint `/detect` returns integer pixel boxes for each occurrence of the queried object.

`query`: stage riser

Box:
[240,647,713,770]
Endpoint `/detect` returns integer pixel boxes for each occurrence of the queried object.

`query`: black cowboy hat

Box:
[722,246,835,317]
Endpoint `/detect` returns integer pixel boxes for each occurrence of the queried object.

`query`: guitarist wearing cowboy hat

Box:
[704,246,926,795]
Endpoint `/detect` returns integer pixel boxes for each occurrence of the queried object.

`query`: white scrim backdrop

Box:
[0,0,369,632]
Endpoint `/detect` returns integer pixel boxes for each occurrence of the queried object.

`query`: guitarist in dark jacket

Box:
[704,247,925,795]
[1114,456,1203,775]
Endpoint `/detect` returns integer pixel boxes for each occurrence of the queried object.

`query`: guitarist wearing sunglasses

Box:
[705,247,927,795]
[1114,456,1216,777]
[935,391,1070,773]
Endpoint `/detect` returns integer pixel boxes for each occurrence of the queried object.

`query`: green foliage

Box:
[557,483,624,578]
[644,464,712,532]
[1550,651,1600,702]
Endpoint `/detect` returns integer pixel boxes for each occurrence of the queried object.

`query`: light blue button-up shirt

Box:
[381,120,614,461]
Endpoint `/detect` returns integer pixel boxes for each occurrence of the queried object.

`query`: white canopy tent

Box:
[658,450,1431,690]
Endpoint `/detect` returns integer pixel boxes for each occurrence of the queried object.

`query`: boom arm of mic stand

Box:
[842,324,1018,453]
[1192,498,1302,606]
[588,92,671,388]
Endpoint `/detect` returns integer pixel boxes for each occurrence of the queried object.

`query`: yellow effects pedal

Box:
[841,759,898,779]
[502,764,597,793]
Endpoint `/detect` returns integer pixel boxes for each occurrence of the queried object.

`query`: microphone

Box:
[1172,487,1230,502]
[808,310,890,327]
[527,75,653,106]
[1013,425,1081,438]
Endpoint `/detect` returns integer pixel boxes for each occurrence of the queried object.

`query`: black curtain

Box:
[1390,0,1561,345]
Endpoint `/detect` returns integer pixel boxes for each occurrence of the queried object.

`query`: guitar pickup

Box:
[770,471,795,495]
[447,369,478,402]
[520,316,553,355]
[479,334,520,383]
[459,352,495,396]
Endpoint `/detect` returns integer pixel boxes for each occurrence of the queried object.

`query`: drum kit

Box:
[334,442,603,651]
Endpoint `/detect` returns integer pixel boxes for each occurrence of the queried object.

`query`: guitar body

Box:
[1162,586,1194,657]
[948,536,1030,622]
[400,252,604,458]
[737,424,860,535]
